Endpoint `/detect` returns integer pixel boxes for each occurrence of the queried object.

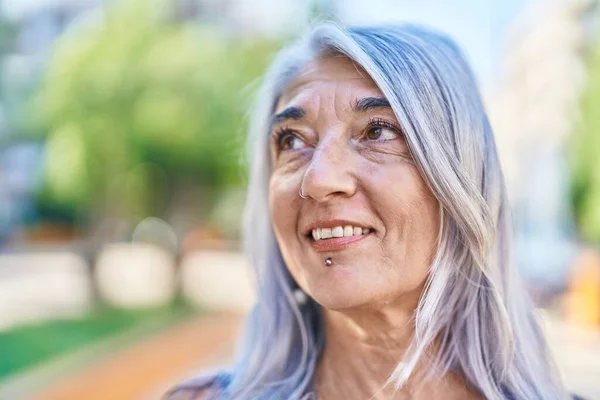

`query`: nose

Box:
[301,137,357,202]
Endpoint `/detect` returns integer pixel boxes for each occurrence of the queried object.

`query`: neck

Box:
[313,301,479,400]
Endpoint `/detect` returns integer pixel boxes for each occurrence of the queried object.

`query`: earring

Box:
[293,288,308,305]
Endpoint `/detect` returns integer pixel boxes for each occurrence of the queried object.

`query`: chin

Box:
[311,293,365,310]
[307,280,373,310]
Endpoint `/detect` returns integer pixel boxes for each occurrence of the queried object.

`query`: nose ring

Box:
[299,186,309,200]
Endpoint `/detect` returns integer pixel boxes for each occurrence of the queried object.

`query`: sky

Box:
[338,0,530,87]
[2,0,84,17]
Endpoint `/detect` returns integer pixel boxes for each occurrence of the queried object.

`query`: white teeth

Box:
[332,226,344,237]
[310,225,372,241]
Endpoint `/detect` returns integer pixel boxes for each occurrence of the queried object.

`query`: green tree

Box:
[571,43,600,244]
[32,0,277,229]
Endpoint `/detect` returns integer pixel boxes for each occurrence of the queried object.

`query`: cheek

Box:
[397,171,439,233]
[269,172,308,288]
[369,163,440,262]
[403,193,440,263]
[268,172,301,248]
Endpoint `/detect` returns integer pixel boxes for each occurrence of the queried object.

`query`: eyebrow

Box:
[270,106,306,129]
[269,97,390,130]
[353,96,391,112]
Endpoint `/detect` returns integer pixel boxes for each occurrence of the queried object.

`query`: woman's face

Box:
[268,56,440,310]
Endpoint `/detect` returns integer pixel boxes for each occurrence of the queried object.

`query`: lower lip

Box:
[309,233,372,252]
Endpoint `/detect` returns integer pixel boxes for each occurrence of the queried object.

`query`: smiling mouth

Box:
[306,227,374,253]
[309,225,371,241]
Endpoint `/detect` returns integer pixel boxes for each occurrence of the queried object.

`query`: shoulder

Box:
[163,371,232,400]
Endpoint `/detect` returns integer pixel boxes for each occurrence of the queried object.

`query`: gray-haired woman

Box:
[166,23,575,400]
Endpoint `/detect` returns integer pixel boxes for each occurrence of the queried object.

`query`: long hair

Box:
[199,23,568,400]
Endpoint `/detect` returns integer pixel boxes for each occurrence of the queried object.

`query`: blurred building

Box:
[487,0,599,290]
[0,0,105,244]
[179,0,313,36]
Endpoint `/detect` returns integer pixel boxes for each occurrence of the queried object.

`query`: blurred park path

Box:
[27,313,241,400]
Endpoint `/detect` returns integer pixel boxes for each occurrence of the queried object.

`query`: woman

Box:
[166,23,571,400]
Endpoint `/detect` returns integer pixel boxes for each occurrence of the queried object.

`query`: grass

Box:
[0,299,195,380]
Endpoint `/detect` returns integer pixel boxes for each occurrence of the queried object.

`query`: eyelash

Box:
[272,118,402,151]
[363,118,402,139]
[272,126,297,148]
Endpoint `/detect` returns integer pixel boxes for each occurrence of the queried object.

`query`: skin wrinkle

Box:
[268,56,481,399]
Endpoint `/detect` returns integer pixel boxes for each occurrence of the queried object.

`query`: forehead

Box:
[276,55,384,110]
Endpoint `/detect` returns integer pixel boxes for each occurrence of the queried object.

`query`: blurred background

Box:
[0,0,599,399]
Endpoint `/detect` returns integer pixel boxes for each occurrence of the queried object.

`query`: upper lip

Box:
[302,218,373,237]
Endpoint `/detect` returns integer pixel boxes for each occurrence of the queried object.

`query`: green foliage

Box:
[570,43,600,244]
[32,0,277,222]
[0,301,193,379]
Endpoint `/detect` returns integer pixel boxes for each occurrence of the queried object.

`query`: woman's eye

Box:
[365,126,399,141]
[277,132,307,151]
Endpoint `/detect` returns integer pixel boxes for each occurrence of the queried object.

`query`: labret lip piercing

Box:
[324,257,333,266]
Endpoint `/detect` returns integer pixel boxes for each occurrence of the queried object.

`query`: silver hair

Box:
[198,23,569,400]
